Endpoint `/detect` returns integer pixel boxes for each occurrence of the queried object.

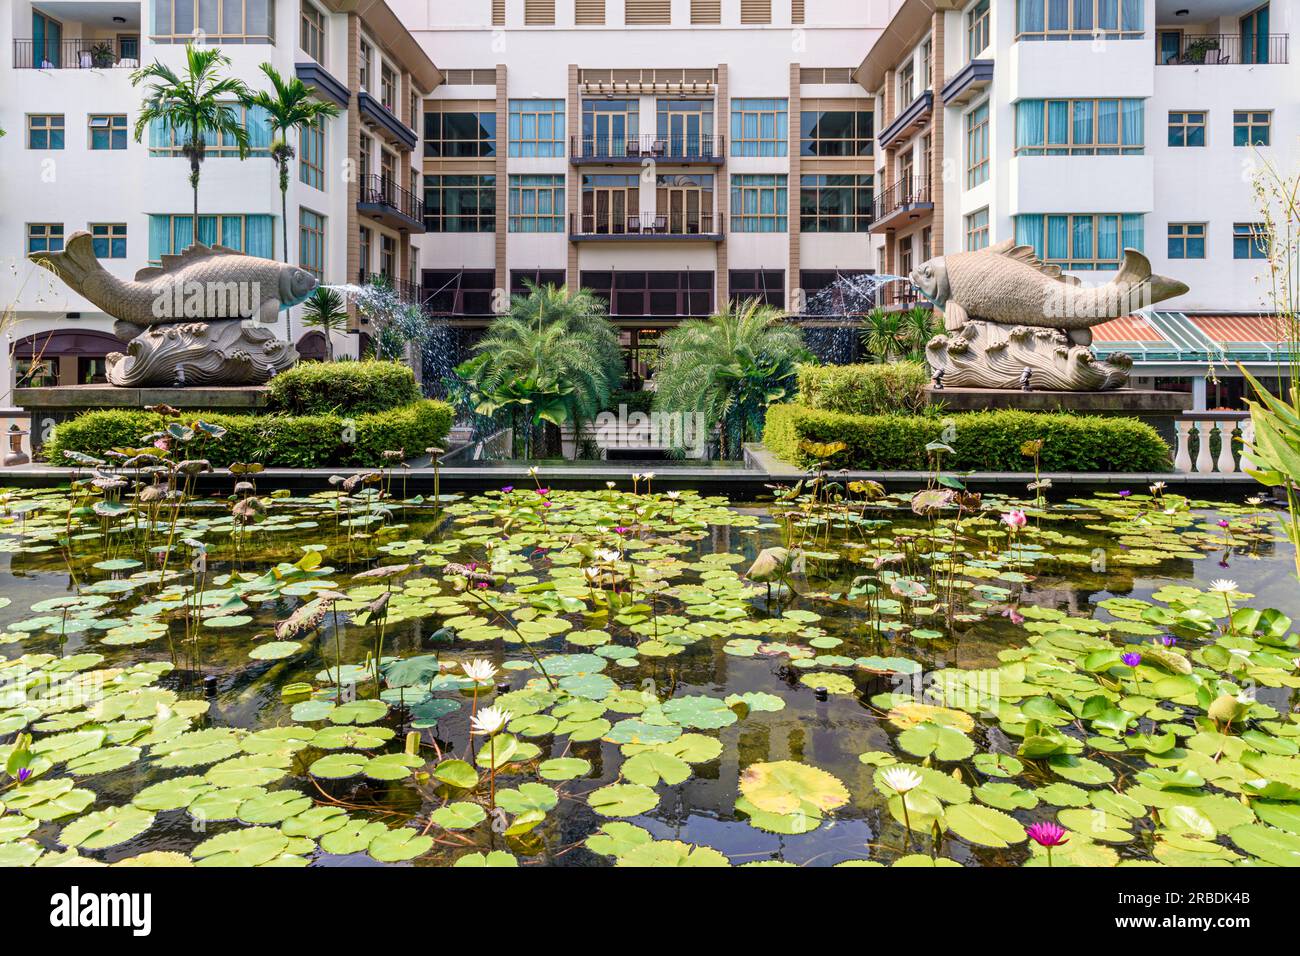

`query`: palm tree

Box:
[457,283,622,459]
[300,287,347,361]
[901,305,938,358]
[132,45,251,237]
[653,298,808,460]
[858,306,906,362]
[241,63,341,267]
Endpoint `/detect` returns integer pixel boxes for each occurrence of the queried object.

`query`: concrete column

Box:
[1191,375,1207,411]
[345,14,362,333]
[787,62,800,314]
[494,64,509,305]
[928,12,945,257]
[715,63,729,312]
[567,64,579,294]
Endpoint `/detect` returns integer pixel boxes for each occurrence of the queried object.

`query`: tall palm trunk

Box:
[279,157,291,342]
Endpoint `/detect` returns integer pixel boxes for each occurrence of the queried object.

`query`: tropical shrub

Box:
[653,298,808,459]
[267,360,421,415]
[46,400,453,468]
[763,404,1171,472]
[456,283,622,458]
[795,361,931,416]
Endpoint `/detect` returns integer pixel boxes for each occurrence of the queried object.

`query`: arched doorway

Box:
[295,331,328,362]
[11,329,128,387]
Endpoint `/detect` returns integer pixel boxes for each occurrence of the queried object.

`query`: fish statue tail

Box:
[1115,248,1189,309]
[28,231,103,294]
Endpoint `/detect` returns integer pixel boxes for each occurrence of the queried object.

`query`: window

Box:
[1240,5,1273,64]
[1167,222,1205,259]
[424,106,496,157]
[1233,222,1268,259]
[582,99,639,156]
[968,0,990,58]
[922,39,933,89]
[898,60,916,105]
[580,174,640,233]
[149,104,273,157]
[509,100,565,157]
[965,208,990,250]
[729,271,785,308]
[1015,99,1144,155]
[381,64,397,113]
[359,41,373,92]
[509,175,565,232]
[299,209,325,279]
[147,214,274,261]
[1014,213,1143,269]
[410,92,419,131]
[424,270,495,315]
[625,0,671,24]
[657,100,715,157]
[27,115,64,150]
[921,226,933,261]
[90,223,127,259]
[511,269,566,296]
[358,132,372,183]
[299,117,326,190]
[1167,111,1206,147]
[27,224,65,255]
[655,173,715,233]
[424,175,496,232]
[301,2,326,63]
[800,109,873,156]
[966,102,989,186]
[151,1,276,42]
[1233,111,1270,147]
[359,226,372,273]
[731,174,788,232]
[800,175,873,232]
[731,99,788,157]
[1015,0,1144,39]
[580,271,713,317]
[380,235,396,279]
[89,115,128,151]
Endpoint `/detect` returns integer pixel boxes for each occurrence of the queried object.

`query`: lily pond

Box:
[2,475,1299,868]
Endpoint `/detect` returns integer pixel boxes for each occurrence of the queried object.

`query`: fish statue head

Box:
[909,256,949,308]
[279,265,319,308]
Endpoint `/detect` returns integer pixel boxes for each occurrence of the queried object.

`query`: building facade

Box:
[859,0,1298,408]
[0,0,437,394]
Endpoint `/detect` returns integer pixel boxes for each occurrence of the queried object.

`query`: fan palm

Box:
[457,283,622,459]
[858,307,907,362]
[300,287,347,361]
[653,298,808,460]
[241,63,341,267]
[132,45,251,236]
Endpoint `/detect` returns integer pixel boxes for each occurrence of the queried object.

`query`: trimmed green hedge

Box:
[46,400,454,468]
[795,362,931,416]
[267,360,421,415]
[764,404,1171,472]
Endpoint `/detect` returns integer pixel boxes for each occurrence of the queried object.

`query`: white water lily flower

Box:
[527,466,539,476]
[461,659,497,683]
[1246,496,1263,506]
[595,548,621,564]
[1210,579,1238,593]
[644,472,655,480]
[666,490,681,500]
[583,566,603,583]
[606,481,616,489]
[470,705,512,736]
[879,766,923,795]
[631,473,643,481]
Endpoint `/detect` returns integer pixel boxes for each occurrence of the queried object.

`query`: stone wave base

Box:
[107,319,297,387]
[926,321,1132,392]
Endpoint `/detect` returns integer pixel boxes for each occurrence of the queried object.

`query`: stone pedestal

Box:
[15,385,270,458]
[923,386,1192,444]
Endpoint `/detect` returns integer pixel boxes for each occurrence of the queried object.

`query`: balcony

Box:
[569,212,724,241]
[570,134,725,165]
[877,91,933,150]
[870,177,933,233]
[1157,33,1289,64]
[358,91,418,151]
[358,271,424,307]
[13,37,140,70]
[356,175,427,234]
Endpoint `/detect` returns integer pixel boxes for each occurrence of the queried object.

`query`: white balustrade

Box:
[1171,415,1250,475]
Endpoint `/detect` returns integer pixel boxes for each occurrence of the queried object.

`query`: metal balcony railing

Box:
[571,133,724,161]
[1157,33,1289,64]
[357,174,426,224]
[13,38,141,69]
[570,211,722,236]
[358,270,424,307]
[872,176,933,222]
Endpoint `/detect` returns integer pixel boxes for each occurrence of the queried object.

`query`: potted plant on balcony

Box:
[1182,37,1220,64]
[90,41,117,68]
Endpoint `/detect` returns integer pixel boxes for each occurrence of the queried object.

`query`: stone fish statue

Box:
[30,231,316,387]
[910,240,1189,391]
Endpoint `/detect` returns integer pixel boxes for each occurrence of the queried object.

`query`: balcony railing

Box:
[357,174,425,226]
[13,38,141,69]
[872,176,933,222]
[570,211,722,237]
[358,270,424,307]
[1157,33,1289,65]
[571,134,724,161]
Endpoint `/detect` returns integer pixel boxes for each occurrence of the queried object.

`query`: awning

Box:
[12,329,126,358]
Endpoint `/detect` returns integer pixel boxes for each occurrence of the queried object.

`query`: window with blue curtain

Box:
[149,105,272,157]
[1016,100,1045,149]
[148,214,275,261]
[731,174,787,232]
[1015,213,1142,267]
[1016,0,1141,38]
[1241,4,1270,64]
[731,100,788,157]
[509,100,565,158]
[1015,98,1143,154]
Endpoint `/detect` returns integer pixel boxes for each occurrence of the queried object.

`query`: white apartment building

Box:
[859,0,1299,409]
[393,0,894,379]
[0,0,438,395]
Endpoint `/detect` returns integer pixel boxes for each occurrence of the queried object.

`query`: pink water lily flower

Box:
[1001,509,1027,530]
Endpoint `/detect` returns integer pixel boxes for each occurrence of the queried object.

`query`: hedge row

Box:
[763,404,1171,472]
[795,362,931,416]
[267,360,421,415]
[45,400,454,469]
